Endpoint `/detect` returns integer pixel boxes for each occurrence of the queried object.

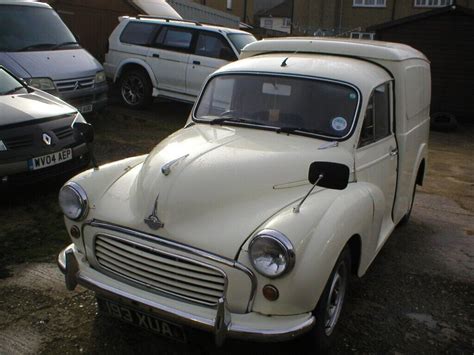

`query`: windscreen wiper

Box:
[51,41,80,50]
[17,43,56,51]
[209,117,266,126]
[2,86,25,95]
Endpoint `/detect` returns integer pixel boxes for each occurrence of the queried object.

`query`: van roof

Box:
[120,15,249,34]
[0,1,51,8]
[241,37,428,62]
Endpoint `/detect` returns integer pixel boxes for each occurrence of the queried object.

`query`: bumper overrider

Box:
[58,244,315,345]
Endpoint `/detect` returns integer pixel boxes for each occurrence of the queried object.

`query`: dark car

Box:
[0,66,91,185]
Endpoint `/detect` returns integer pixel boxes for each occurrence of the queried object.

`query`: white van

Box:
[0,1,108,114]
[104,16,256,108]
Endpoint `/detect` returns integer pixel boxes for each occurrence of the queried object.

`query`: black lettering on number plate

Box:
[97,298,187,342]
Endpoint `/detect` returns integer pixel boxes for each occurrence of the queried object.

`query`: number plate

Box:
[97,298,187,342]
[28,149,72,171]
[78,104,93,113]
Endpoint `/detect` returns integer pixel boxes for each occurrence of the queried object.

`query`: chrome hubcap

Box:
[324,262,347,336]
[121,75,144,105]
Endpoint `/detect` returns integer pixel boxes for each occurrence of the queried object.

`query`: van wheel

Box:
[306,247,351,351]
[119,69,152,108]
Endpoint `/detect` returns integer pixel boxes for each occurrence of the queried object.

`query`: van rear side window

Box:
[120,22,158,46]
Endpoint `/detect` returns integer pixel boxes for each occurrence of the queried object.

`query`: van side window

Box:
[120,22,158,46]
[195,32,236,61]
[359,82,391,147]
[155,26,194,52]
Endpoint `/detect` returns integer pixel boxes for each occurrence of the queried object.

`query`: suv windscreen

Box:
[227,33,256,53]
[0,5,79,52]
[0,69,27,95]
[194,74,360,139]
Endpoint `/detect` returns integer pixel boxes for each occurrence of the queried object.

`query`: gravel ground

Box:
[0,101,473,354]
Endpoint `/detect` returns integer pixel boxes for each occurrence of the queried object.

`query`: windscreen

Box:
[0,69,27,95]
[227,34,256,53]
[0,5,78,52]
[195,74,360,139]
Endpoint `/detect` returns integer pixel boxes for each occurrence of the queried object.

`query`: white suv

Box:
[104,16,256,108]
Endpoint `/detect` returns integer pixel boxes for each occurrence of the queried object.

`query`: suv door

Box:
[355,82,398,249]
[147,25,195,94]
[186,31,237,97]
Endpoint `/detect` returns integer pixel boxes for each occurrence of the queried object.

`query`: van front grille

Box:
[94,235,226,306]
[55,77,95,92]
[2,134,34,150]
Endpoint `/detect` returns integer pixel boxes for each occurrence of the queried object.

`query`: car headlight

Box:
[59,182,89,221]
[28,78,56,91]
[249,230,295,278]
[95,71,106,83]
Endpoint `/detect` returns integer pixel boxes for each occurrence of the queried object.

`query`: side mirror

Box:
[308,161,350,190]
[73,122,94,143]
[73,121,98,169]
[219,47,237,62]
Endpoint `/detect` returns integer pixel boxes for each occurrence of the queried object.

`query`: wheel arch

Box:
[115,59,157,88]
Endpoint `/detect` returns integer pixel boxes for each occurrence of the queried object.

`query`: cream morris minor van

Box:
[57,38,430,349]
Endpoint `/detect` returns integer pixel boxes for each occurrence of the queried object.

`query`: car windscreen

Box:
[194,74,360,139]
[227,34,256,53]
[0,69,27,95]
[0,5,78,52]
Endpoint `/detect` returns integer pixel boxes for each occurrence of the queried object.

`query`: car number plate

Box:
[97,297,187,342]
[28,149,72,171]
[78,104,93,113]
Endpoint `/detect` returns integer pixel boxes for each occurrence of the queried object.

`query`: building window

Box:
[227,0,232,10]
[353,0,386,7]
[263,18,273,28]
[350,31,375,40]
[414,0,452,7]
[283,18,291,27]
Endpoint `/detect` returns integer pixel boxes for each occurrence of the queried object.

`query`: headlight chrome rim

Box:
[59,182,89,221]
[249,230,295,279]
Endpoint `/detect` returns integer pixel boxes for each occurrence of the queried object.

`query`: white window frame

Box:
[227,0,232,10]
[414,0,452,7]
[353,0,386,8]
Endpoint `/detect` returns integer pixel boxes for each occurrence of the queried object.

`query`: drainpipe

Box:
[391,0,397,21]
[243,0,247,22]
[338,0,343,33]
[290,0,294,34]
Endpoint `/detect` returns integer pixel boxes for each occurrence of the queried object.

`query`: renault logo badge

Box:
[42,133,52,146]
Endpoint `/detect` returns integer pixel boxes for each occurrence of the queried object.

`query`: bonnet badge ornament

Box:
[144,194,164,230]
[42,133,52,146]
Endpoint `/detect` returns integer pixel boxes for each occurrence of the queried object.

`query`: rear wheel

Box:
[119,69,152,108]
[307,247,351,351]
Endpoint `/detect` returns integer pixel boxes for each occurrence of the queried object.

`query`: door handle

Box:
[193,60,201,65]
[152,53,160,58]
[390,148,398,156]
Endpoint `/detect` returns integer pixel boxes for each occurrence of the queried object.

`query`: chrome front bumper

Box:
[58,244,315,345]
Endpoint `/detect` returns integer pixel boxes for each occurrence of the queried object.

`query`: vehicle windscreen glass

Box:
[0,6,78,52]
[194,74,360,139]
[227,34,257,53]
[0,69,27,95]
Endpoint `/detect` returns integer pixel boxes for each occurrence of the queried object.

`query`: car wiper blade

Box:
[209,117,267,126]
[2,86,25,95]
[17,43,56,51]
[51,41,80,50]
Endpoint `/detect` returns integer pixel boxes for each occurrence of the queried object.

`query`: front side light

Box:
[0,140,7,151]
[59,182,88,221]
[95,71,106,83]
[249,230,295,279]
[28,78,56,91]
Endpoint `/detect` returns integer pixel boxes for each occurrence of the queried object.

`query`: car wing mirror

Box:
[308,161,350,190]
[219,47,237,62]
[73,121,98,169]
[294,161,350,213]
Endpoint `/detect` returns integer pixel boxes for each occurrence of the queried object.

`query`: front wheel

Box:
[307,247,351,350]
[119,69,152,108]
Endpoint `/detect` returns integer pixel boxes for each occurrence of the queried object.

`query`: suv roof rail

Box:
[135,14,203,26]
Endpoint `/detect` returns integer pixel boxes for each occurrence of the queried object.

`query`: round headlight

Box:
[249,230,295,278]
[58,182,88,221]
